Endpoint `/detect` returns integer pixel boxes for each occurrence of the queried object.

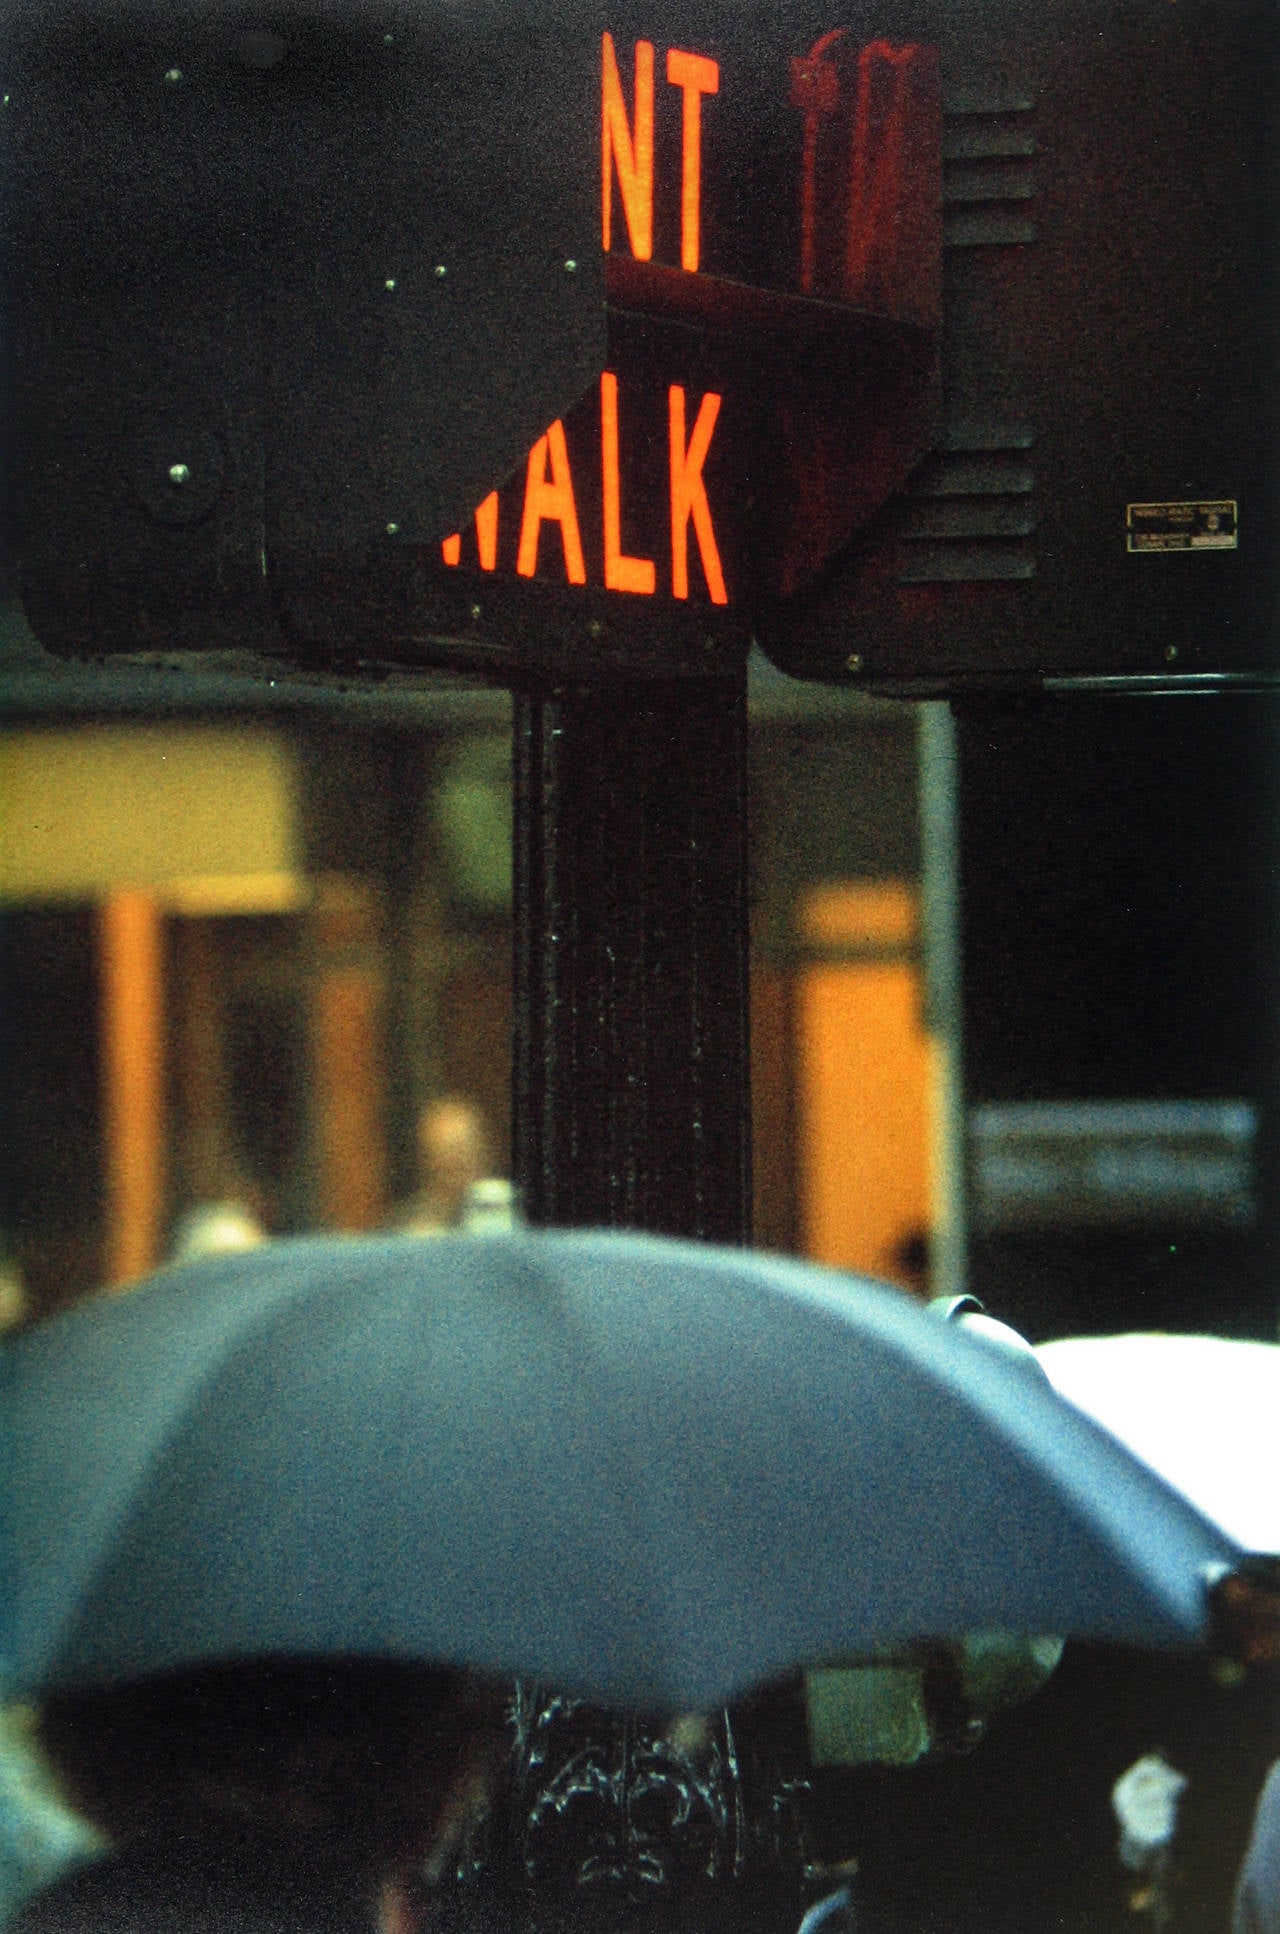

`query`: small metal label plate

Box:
[1127,500,1238,552]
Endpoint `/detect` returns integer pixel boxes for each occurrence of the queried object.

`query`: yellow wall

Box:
[0,725,299,902]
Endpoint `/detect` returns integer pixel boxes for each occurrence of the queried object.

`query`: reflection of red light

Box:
[845,41,924,300]
[790,29,846,295]
[602,34,654,258]
[790,35,939,326]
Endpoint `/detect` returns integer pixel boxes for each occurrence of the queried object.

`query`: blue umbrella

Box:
[0,1230,1249,1712]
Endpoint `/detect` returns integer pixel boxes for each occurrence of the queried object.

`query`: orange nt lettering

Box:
[666,49,719,273]
[602,34,654,259]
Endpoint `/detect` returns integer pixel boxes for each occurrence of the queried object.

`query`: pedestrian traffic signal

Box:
[2,1,942,675]
[3,0,1274,688]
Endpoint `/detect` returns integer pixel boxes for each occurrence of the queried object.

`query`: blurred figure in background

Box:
[1236,1761,1280,1934]
[7,1661,508,1934]
[0,1700,101,1929]
[0,1247,29,1338]
[397,1099,516,1235]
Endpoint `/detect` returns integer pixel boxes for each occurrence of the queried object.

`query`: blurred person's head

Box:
[410,1099,492,1232]
[15,1659,506,1934]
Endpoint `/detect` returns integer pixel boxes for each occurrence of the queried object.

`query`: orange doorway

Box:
[794,882,932,1291]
